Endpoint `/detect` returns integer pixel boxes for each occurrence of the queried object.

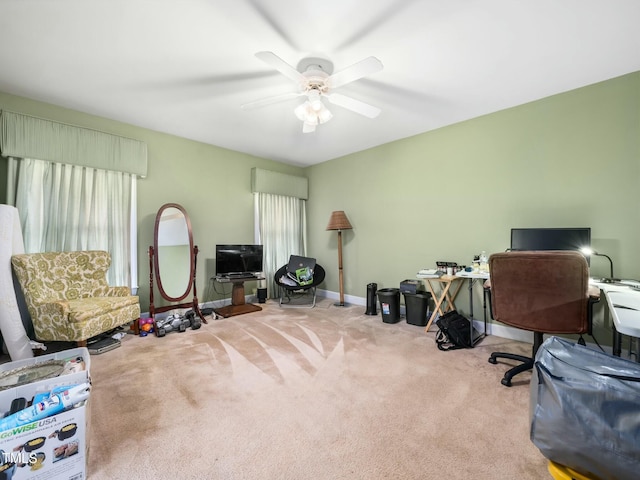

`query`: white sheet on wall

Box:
[0,204,33,360]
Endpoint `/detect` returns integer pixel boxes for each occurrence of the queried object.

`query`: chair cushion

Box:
[64,296,139,323]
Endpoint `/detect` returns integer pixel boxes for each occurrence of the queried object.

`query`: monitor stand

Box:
[214,277,263,318]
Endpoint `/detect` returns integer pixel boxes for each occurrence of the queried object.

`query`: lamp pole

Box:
[326,210,352,307]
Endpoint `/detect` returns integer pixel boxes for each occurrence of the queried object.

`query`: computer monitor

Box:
[510,228,591,261]
[215,245,263,276]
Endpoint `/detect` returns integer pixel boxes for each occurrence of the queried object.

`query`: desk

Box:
[591,279,640,361]
[455,271,490,346]
[417,274,464,333]
[213,276,264,318]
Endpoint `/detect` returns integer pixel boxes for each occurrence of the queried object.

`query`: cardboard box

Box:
[0,348,90,480]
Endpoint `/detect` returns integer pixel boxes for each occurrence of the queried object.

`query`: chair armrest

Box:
[104,286,133,297]
[32,300,71,318]
[586,286,601,336]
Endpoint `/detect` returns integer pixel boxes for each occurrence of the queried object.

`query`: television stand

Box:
[214,276,264,318]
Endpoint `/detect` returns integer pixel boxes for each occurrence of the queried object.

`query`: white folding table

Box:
[591,279,640,361]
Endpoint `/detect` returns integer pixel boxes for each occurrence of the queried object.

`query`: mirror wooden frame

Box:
[148,203,206,324]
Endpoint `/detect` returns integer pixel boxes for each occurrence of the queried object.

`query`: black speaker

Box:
[257,287,267,304]
[365,282,377,315]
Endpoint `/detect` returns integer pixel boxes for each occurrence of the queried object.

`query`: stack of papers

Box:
[279,275,298,287]
[417,269,442,278]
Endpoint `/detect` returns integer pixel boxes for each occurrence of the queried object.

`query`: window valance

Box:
[0,110,148,177]
[251,168,308,200]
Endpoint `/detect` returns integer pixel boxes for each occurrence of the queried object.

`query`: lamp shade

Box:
[326,211,352,231]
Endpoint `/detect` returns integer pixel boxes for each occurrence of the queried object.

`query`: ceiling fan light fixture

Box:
[294,102,308,121]
[295,100,332,128]
[318,106,333,124]
[307,89,323,111]
[295,102,317,124]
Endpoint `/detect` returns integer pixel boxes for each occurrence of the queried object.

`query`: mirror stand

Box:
[147,203,207,331]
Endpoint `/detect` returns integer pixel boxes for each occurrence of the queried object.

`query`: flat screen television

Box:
[510,228,591,261]
[215,244,263,276]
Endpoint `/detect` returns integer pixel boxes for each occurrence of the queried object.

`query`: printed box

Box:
[0,348,91,480]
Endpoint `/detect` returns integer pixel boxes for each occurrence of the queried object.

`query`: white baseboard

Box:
[317,289,365,307]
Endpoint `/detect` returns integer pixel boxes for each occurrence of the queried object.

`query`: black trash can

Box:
[377,288,400,324]
[403,291,431,326]
[365,283,377,315]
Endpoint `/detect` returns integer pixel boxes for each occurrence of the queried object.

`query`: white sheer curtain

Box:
[255,192,307,298]
[7,157,137,288]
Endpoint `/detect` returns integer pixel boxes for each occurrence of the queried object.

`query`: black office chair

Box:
[274,261,325,308]
[486,251,599,387]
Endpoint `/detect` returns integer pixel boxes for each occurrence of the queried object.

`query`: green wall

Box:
[305,72,640,329]
[2,71,639,334]
[0,92,304,311]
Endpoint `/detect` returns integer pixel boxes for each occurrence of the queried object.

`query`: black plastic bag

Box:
[531,336,640,480]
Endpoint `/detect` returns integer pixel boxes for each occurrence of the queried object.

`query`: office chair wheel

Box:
[500,377,512,387]
[488,356,498,364]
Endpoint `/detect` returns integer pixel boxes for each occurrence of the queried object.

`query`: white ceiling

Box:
[1,0,639,167]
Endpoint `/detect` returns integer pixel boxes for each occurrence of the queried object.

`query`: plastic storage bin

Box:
[377,288,400,323]
[403,291,431,326]
[0,348,91,480]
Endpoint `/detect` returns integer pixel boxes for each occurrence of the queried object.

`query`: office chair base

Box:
[488,352,534,387]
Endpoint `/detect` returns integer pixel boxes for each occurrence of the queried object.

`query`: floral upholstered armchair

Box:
[11,250,140,346]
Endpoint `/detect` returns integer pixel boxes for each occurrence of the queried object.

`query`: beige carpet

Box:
[87,300,549,479]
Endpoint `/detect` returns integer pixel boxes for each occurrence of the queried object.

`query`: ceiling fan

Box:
[241,51,383,133]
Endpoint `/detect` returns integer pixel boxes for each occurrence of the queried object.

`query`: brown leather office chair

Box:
[487,251,599,387]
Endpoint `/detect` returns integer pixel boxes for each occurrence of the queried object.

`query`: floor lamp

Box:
[327,211,353,307]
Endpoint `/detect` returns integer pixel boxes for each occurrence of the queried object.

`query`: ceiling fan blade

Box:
[255,51,305,85]
[326,93,381,118]
[328,56,383,89]
[241,92,303,110]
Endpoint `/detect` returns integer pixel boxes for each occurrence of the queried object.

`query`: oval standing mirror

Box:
[148,203,205,325]
[153,203,193,302]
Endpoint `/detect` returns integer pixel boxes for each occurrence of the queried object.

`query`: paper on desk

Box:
[417,269,442,278]
[607,290,640,311]
[455,270,490,279]
[619,280,640,291]
[418,269,437,275]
